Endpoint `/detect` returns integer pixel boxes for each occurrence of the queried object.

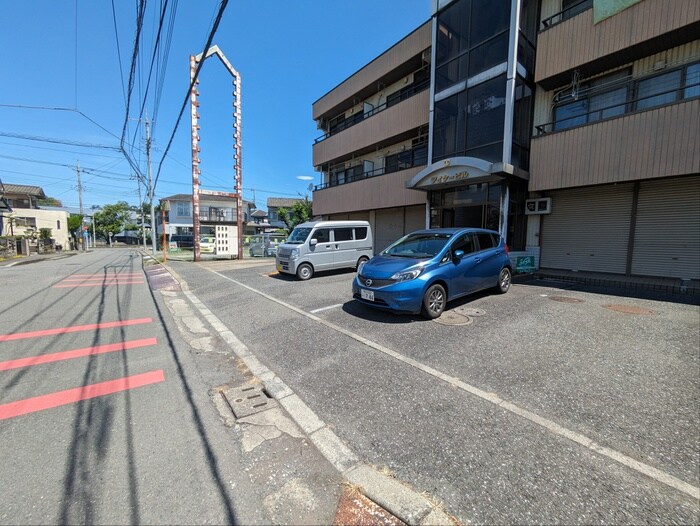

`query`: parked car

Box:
[352,228,512,319]
[276,220,373,280]
[248,233,285,257]
[200,236,216,253]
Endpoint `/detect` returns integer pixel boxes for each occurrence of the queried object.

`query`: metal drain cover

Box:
[454,307,486,317]
[549,296,584,303]
[433,311,473,326]
[222,384,278,418]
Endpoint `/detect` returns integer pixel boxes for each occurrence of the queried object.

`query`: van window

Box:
[476,233,495,250]
[311,228,331,243]
[355,227,367,240]
[333,228,353,242]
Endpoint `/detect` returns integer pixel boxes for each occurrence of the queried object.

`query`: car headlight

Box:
[290,248,300,260]
[390,268,423,282]
[357,260,367,273]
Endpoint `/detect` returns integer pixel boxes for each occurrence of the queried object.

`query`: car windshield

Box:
[287,227,312,244]
[382,232,452,258]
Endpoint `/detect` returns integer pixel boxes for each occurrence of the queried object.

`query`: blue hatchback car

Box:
[352,228,512,319]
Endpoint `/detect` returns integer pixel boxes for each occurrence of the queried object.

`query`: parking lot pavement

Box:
[171,259,700,524]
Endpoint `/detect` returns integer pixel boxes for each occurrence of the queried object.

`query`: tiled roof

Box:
[1,184,46,198]
[267,197,305,208]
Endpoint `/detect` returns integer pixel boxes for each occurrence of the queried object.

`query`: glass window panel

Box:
[466,75,506,149]
[476,233,495,250]
[684,63,700,99]
[465,142,503,163]
[469,0,510,48]
[333,228,353,242]
[354,227,367,240]
[513,79,533,147]
[468,32,509,79]
[519,0,539,43]
[433,92,467,160]
[636,70,681,110]
[311,228,330,243]
[436,54,469,92]
[554,99,588,130]
[589,87,627,121]
[436,0,470,64]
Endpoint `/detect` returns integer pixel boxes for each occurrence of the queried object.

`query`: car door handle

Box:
[474,257,481,262]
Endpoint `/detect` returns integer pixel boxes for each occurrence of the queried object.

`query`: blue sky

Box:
[0,0,429,212]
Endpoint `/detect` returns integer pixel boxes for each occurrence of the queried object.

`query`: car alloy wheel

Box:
[497,267,511,294]
[422,283,446,319]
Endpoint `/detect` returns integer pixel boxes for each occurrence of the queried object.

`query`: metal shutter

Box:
[632,176,700,280]
[540,184,634,274]
[375,208,405,253]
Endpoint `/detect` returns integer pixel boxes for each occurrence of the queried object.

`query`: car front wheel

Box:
[356,256,369,270]
[421,283,446,319]
[296,263,313,281]
[496,267,511,294]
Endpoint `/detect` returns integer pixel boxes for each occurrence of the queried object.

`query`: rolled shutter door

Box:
[540,184,633,274]
[632,176,700,279]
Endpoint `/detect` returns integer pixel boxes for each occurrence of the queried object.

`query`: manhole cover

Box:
[433,311,473,326]
[549,296,584,303]
[454,307,486,317]
[604,304,655,315]
[222,384,278,418]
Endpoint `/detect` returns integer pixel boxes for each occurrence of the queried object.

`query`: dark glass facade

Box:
[425,0,538,250]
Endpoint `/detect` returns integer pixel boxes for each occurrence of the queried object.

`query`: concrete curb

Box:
[155,274,459,526]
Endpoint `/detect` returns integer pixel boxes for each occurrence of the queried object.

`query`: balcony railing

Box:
[536,65,700,135]
[314,143,427,191]
[314,80,430,144]
[540,0,592,31]
[199,210,237,222]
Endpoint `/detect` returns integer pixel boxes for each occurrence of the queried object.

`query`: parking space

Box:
[177,259,700,523]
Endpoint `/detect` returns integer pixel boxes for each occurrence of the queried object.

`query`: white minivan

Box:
[275,220,373,280]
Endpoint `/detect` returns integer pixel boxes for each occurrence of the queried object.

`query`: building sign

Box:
[515,255,535,273]
[594,0,642,24]
[411,158,493,189]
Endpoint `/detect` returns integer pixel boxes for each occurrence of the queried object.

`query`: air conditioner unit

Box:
[525,197,552,215]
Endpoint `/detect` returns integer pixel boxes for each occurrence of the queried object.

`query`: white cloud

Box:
[296,175,313,181]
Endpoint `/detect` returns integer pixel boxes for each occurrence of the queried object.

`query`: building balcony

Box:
[535,0,700,90]
[529,98,699,191]
[199,210,237,222]
[313,166,425,216]
[313,89,429,167]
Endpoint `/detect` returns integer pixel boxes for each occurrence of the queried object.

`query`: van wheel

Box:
[356,256,369,270]
[496,267,512,294]
[421,284,446,319]
[296,263,313,281]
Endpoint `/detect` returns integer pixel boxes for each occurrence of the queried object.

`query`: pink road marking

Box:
[0,370,165,420]
[0,318,153,342]
[0,338,157,371]
[53,281,144,288]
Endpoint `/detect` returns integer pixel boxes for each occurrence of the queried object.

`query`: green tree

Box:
[39,228,52,240]
[68,214,83,249]
[278,198,313,232]
[93,201,132,240]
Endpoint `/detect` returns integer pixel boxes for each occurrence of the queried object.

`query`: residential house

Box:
[0,183,70,249]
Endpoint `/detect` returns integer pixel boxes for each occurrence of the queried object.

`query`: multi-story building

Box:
[159,193,252,238]
[312,0,699,281]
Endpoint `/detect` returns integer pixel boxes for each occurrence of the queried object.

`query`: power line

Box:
[0,131,120,151]
[111,0,128,107]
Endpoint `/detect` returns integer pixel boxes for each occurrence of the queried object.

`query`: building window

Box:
[635,69,682,111]
[176,202,191,217]
[56,220,61,230]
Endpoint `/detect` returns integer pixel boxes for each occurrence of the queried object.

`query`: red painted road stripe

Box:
[53,281,144,288]
[0,370,165,420]
[0,338,157,371]
[0,318,153,342]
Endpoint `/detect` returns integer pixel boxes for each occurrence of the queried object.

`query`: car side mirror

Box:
[453,249,464,261]
[309,238,317,246]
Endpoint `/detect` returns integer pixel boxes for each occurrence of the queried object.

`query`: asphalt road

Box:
[0,249,267,525]
[170,257,700,525]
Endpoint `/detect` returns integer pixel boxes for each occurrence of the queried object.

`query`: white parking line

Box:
[204,268,700,501]
[310,303,344,314]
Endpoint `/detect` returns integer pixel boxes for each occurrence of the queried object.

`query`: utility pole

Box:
[75,161,85,252]
[136,173,147,250]
[190,54,202,262]
[145,118,156,255]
